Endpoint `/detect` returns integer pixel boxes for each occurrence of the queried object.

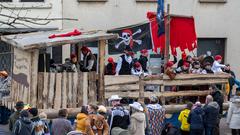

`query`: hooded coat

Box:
[75,113,94,135]
[13,117,34,135]
[128,112,146,135]
[203,101,220,127]
[187,106,205,130]
[227,96,240,129]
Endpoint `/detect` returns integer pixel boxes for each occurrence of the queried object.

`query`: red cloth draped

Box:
[147,12,197,56]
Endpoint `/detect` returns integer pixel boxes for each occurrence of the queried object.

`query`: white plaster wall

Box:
[0,0,63,29]
[62,0,240,76]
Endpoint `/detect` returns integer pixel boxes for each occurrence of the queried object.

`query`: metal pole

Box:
[164,4,170,73]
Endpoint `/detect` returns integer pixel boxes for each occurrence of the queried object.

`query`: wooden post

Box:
[30,50,39,107]
[98,40,106,104]
[164,4,171,72]
[139,74,145,102]
[83,72,88,105]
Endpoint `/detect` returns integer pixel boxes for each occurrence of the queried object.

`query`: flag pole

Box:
[164,4,170,73]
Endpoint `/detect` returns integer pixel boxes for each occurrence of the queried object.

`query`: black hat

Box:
[124,46,133,52]
[15,101,24,108]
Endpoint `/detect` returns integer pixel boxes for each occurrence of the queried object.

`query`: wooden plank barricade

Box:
[8,72,98,109]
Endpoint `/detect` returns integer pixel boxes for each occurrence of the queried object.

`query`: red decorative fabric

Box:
[48,29,81,39]
[147,12,197,56]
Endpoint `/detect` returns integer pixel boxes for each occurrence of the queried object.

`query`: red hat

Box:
[140,49,148,54]
[134,62,141,68]
[215,55,222,61]
[81,46,90,52]
[182,52,187,60]
[166,61,174,68]
[70,54,77,59]
[183,62,190,68]
[108,57,114,63]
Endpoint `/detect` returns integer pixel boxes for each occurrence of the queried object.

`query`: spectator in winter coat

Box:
[87,104,109,135]
[9,101,24,132]
[29,108,49,135]
[80,46,97,72]
[227,91,240,135]
[128,102,146,135]
[75,106,94,135]
[178,102,193,135]
[146,96,165,135]
[201,62,214,74]
[210,85,224,115]
[70,54,80,72]
[187,102,205,135]
[39,112,50,135]
[138,49,149,73]
[116,46,133,75]
[203,95,220,135]
[223,64,236,100]
[98,105,108,120]
[105,57,116,75]
[0,71,11,99]
[13,110,34,135]
[107,95,130,134]
[51,109,73,135]
[211,55,226,73]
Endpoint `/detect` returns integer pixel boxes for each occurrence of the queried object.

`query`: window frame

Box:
[199,0,227,3]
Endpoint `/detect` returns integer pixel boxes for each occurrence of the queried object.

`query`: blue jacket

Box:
[187,106,205,130]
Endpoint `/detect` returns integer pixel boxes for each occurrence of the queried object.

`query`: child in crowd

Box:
[201,62,214,74]
[105,57,116,75]
[211,55,226,73]
[191,61,202,74]
[131,62,148,76]
[176,62,190,74]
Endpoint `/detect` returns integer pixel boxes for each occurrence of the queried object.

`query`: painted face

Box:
[72,57,77,63]
[194,64,200,69]
[206,65,211,70]
[217,59,222,63]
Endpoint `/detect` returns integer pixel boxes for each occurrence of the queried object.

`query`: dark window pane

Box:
[21,0,44,1]
[0,0,12,2]
[52,46,62,64]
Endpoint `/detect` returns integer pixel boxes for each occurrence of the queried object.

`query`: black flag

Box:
[107,23,152,55]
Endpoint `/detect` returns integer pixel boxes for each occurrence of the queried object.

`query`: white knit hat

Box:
[129,102,143,112]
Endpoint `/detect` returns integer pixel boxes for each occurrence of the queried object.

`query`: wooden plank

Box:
[83,72,88,105]
[77,72,83,107]
[88,72,96,104]
[30,50,39,107]
[37,72,44,109]
[163,79,228,86]
[67,73,73,108]
[144,80,163,85]
[48,73,56,109]
[1,30,118,50]
[42,73,49,109]
[72,73,78,108]
[163,74,230,80]
[61,72,67,108]
[105,75,139,86]
[139,75,144,102]
[98,40,106,104]
[105,84,139,92]
[105,92,139,98]
[54,73,62,109]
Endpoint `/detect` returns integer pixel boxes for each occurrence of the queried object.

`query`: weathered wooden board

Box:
[30,50,39,107]
[1,30,118,50]
[83,72,88,105]
[163,79,228,86]
[42,73,49,109]
[72,73,78,108]
[105,75,139,86]
[163,74,230,80]
[105,84,139,92]
[77,72,83,107]
[98,40,106,104]
[48,73,56,108]
[88,72,96,104]
[37,73,44,108]
[67,73,73,108]
[144,80,163,85]
[62,72,67,108]
[54,73,62,109]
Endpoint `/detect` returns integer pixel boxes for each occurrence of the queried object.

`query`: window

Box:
[0,0,12,2]
[20,0,44,2]
[199,0,227,3]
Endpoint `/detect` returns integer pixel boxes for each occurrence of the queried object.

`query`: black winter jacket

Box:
[187,106,205,130]
[203,102,220,127]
